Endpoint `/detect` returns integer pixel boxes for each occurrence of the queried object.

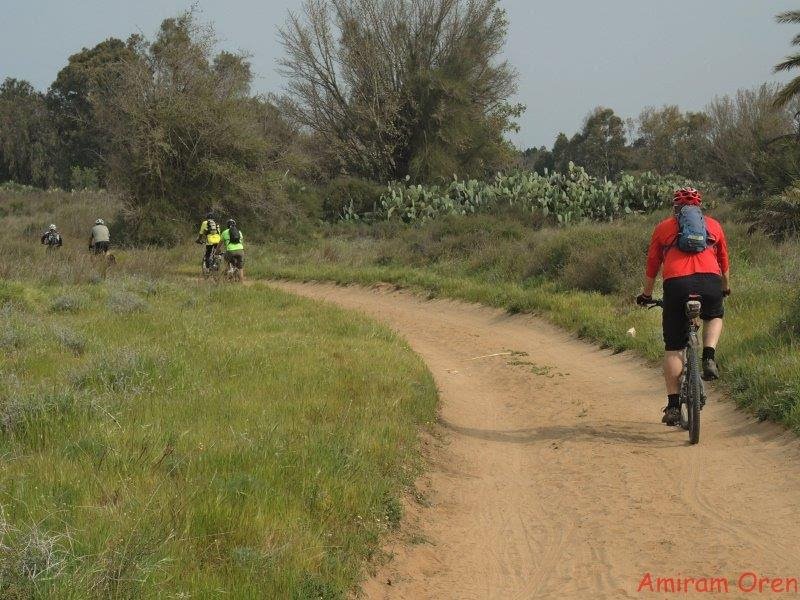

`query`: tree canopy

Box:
[279,0,522,182]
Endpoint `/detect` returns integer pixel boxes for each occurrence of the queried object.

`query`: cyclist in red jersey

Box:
[636,187,731,426]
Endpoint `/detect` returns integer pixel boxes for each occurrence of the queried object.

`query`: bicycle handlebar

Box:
[640,298,663,309]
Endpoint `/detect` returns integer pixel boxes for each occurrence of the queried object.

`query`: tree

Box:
[569,107,629,179]
[102,12,283,243]
[633,105,711,178]
[520,146,554,174]
[0,78,59,187]
[46,38,136,186]
[278,0,522,182]
[774,10,800,107]
[706,84,800,192]
[551,132,572,173]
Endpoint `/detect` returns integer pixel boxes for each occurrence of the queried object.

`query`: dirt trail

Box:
[272,281,800,599]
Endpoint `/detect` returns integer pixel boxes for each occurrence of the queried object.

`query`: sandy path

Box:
[271,281,800,599]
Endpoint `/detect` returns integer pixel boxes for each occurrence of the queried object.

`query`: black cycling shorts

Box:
[662,274,724,351]
[92,241,110,254]
[226,250,244,269]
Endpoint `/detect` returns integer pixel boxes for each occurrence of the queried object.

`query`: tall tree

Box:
[520,146,554,174]
[279,0,522,182]
[551,132,572,173]
[774,10,800,107]
[0,78,59,187]
[633,105,711,178]
[101,12,267,214]
[46,38,136,185]
[706,83,800,192]
[569,107,629,179]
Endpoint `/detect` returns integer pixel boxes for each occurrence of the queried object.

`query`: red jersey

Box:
[646,215,729,280]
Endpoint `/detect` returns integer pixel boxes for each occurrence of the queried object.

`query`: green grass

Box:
[247,212,800,432]
[0,276,436,598]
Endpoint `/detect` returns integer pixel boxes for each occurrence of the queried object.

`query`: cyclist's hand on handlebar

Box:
[636,293,653,306]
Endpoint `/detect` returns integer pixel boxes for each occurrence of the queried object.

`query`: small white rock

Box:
[626,327,636,338]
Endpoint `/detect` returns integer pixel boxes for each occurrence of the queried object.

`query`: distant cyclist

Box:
[89,218,111,255]
[41,224,63,250]
[219,219,244,282]
[636,187,730,426]
[197,212,222,269]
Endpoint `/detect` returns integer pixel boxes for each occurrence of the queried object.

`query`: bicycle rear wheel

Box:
[679,373,690,431]
[686,345,701,445]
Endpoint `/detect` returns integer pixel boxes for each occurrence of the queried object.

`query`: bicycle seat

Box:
[685,295,702,318]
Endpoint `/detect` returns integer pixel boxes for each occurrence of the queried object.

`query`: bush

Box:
[361,165,688,225]
[559,227,649,294]
[321,177,385,221]
[50,294,87,313]
[285,177,323,221]
[107,291,149,314]
[0,181,38,194]
[109,203,187,248]
[69,166,99,191]
[53,327,87,356]
[749,183,800,240]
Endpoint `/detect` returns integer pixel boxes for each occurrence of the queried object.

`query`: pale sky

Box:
[2,0,797,148]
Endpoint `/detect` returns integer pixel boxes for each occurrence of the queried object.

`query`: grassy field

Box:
[0,190,437,598]
[248,210,800,432]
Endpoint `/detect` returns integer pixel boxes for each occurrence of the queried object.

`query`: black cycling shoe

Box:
[662,406,681,426]
[702,358,719,381]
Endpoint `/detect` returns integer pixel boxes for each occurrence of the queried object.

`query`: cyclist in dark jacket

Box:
[41,224,63,249]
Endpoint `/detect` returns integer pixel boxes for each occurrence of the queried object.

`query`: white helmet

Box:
[48,224,57,231]
[95,218,105,225]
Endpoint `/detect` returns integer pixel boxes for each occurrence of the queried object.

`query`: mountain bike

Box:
[223,253,243,283]
[643,295,705,445]
[43,232,62,253]
[201,246,223,277]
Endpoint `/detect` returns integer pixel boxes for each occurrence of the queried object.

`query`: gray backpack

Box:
[675,206,708,253]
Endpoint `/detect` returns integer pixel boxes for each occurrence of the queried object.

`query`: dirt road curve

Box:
[272,281,800,600]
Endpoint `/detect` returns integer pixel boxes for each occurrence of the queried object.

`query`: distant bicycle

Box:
[641,295,705,444]
[223,253,242,283]
[202,246,223,277]
[41,225,62,253]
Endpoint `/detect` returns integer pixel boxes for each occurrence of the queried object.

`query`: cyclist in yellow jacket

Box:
[197,212,221,270]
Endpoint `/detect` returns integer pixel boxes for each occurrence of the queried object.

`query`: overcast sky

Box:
[2,0,798,148]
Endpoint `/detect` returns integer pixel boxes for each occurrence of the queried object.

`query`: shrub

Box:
[107,291,149,314]
[749,183,800,240]
[0,513,70,596]
[0,181,39,194]
[69,166,99,191]
[50,294,86,313]
[782,291,800,338]
[321,177,385,221]
[109,203,187,248]
[365,165,687,225]
[560,227,649,294]
[0,326,26,350]
[53,327,87,356]
[71,349,160,396]
[0,386,83,440]
[286,177,323,221]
